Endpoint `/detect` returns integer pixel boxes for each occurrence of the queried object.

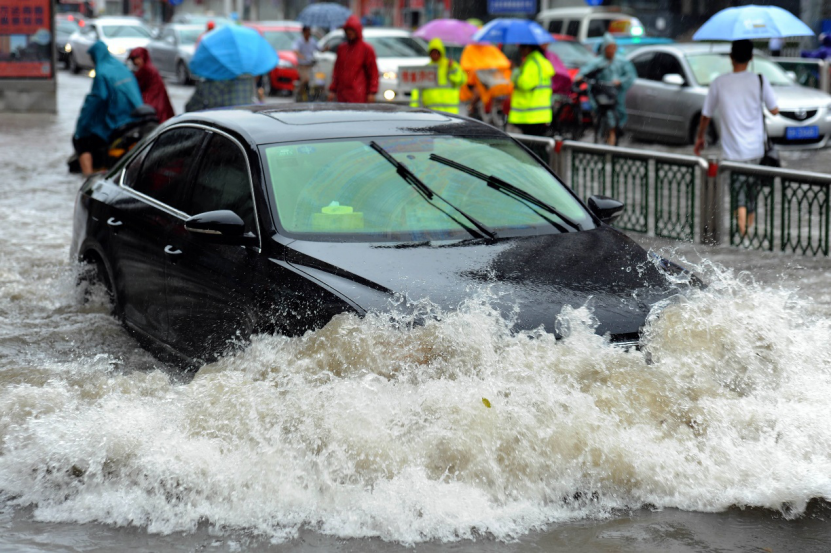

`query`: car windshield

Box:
[178,28,201,44]
[100,24,152,38]
[686,53,794,86]
[263,30,301,51]
[365,36,428,57]
[547,41,594,68]
[262,135,592,242]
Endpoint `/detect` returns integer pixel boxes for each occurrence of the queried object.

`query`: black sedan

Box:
[71,104,689,367]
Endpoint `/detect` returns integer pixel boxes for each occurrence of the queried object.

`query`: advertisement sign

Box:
[0,0,53,78]
[397,64,437,92]
[487,0,537,15]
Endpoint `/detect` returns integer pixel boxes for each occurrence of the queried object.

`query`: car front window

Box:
[365,36,428,57]
[100,24,152,39]
[263,30,301,51]
[686,53,793,86]
[178,28,201,45]
[262,135,593,242]
[547,41,594,68]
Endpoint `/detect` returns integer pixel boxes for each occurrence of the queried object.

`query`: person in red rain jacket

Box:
[327,16,379,103]
[128,47,175,123]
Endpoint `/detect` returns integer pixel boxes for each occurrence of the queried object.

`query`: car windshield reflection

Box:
[262,135,593,242]
[687,53,793,86]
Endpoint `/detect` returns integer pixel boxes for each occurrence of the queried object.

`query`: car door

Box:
[626,51,656,135]
[164,131,262,362]
[74,25,98,66]
[639,52,690,139]
[155,27,178,74]
[110,127,206,343]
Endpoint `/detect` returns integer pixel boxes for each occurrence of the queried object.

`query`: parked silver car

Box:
[625,43,831,148]
[146,23,203,84]
[66,17,153,73]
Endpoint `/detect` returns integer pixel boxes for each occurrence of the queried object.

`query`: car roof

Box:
[93,17,149,25]
[169,104,506,146]
[324,27,413,38]
[628,42,732,57]
[538,7,635,17]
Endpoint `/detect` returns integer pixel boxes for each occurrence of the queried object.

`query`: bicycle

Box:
[550,81,592,140]
[584,76,620,146]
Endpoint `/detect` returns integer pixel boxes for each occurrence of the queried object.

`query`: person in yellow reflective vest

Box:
[508,44,554,136]
[410,38,466,114]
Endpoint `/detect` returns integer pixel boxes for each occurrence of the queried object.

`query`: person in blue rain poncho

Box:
[74,41,143,176]
[576,32,636,145]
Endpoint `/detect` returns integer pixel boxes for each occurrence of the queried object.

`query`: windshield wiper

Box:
[429,154,582,232]
[369,141,498,241]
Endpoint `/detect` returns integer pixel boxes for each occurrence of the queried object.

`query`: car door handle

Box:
[107,217,123,227]
[164,245,183,256]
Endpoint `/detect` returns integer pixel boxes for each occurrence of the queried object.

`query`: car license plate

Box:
[786,125,819,140]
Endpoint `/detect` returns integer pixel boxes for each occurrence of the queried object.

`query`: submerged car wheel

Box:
[690,112,718,146]
[176,61,190,85]
[79,253,120,319]
[69,52,81,75]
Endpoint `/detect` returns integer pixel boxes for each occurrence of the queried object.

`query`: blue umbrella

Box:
[693,5,814,41]
[297,2,352,30]
[472,18,553,45]
[189,25,279,81]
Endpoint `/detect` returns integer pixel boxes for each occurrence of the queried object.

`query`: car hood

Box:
[771,85,831,110]
[378,57,431,73]
[103,37,151,50]
[280,227,678,339]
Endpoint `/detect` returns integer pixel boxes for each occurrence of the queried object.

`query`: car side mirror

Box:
[185,210,246,244]
[662,73,685,86]
[588,195,625,225]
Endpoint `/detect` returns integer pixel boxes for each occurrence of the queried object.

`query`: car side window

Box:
[186,134,256,234]
[586,19,609,38]
[565,20,580,38]
[122,145,149,188]
[324,36,344,52]
[631,52,656,80]
[651,53,685,82]
[546,19,563,33]
[131,127,204,212]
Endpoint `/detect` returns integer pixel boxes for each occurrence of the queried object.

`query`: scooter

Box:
[68,105,159,174]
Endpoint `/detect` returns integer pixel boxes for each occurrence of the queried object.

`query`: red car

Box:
[245,22,302,96]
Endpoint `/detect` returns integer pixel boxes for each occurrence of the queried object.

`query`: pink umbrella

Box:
[413,19,479,45]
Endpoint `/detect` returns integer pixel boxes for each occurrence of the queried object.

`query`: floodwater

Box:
[2,73,831,552]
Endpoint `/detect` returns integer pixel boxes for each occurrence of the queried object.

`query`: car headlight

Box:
[383,89,396,101]
[382,71,397,81]
[108,45,126,55]
[277,58,295,69]
[64,43,72,53]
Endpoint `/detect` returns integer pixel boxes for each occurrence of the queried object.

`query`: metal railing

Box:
[721,161,831,255]
[510,133,831,256]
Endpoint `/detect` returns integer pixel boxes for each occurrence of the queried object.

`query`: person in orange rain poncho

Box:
[459,42,513,119]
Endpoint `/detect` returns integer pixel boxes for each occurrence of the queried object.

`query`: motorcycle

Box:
[68,105,159,174]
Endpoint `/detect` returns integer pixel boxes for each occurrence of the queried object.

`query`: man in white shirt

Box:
[293,26,320,101]
[694,39,779,237]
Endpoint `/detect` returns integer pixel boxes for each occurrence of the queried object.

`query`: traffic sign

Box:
[487,0,538,15]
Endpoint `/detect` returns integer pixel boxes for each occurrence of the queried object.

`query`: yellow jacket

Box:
[508,49,554,125]
[410,38,466,114]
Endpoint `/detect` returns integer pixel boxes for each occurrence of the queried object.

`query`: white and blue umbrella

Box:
[693,5,814,41]
[472,18,552,45]
[297,2,352,30]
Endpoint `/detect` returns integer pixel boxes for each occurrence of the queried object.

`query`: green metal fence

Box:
[722,162,831,256]
[509,134,831,257]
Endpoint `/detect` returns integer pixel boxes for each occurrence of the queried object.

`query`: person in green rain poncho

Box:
[576,32,636,145]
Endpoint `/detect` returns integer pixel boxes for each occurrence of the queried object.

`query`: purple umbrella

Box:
[413,19,479,45]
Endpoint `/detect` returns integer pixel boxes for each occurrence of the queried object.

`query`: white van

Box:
[536,7,644,42]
